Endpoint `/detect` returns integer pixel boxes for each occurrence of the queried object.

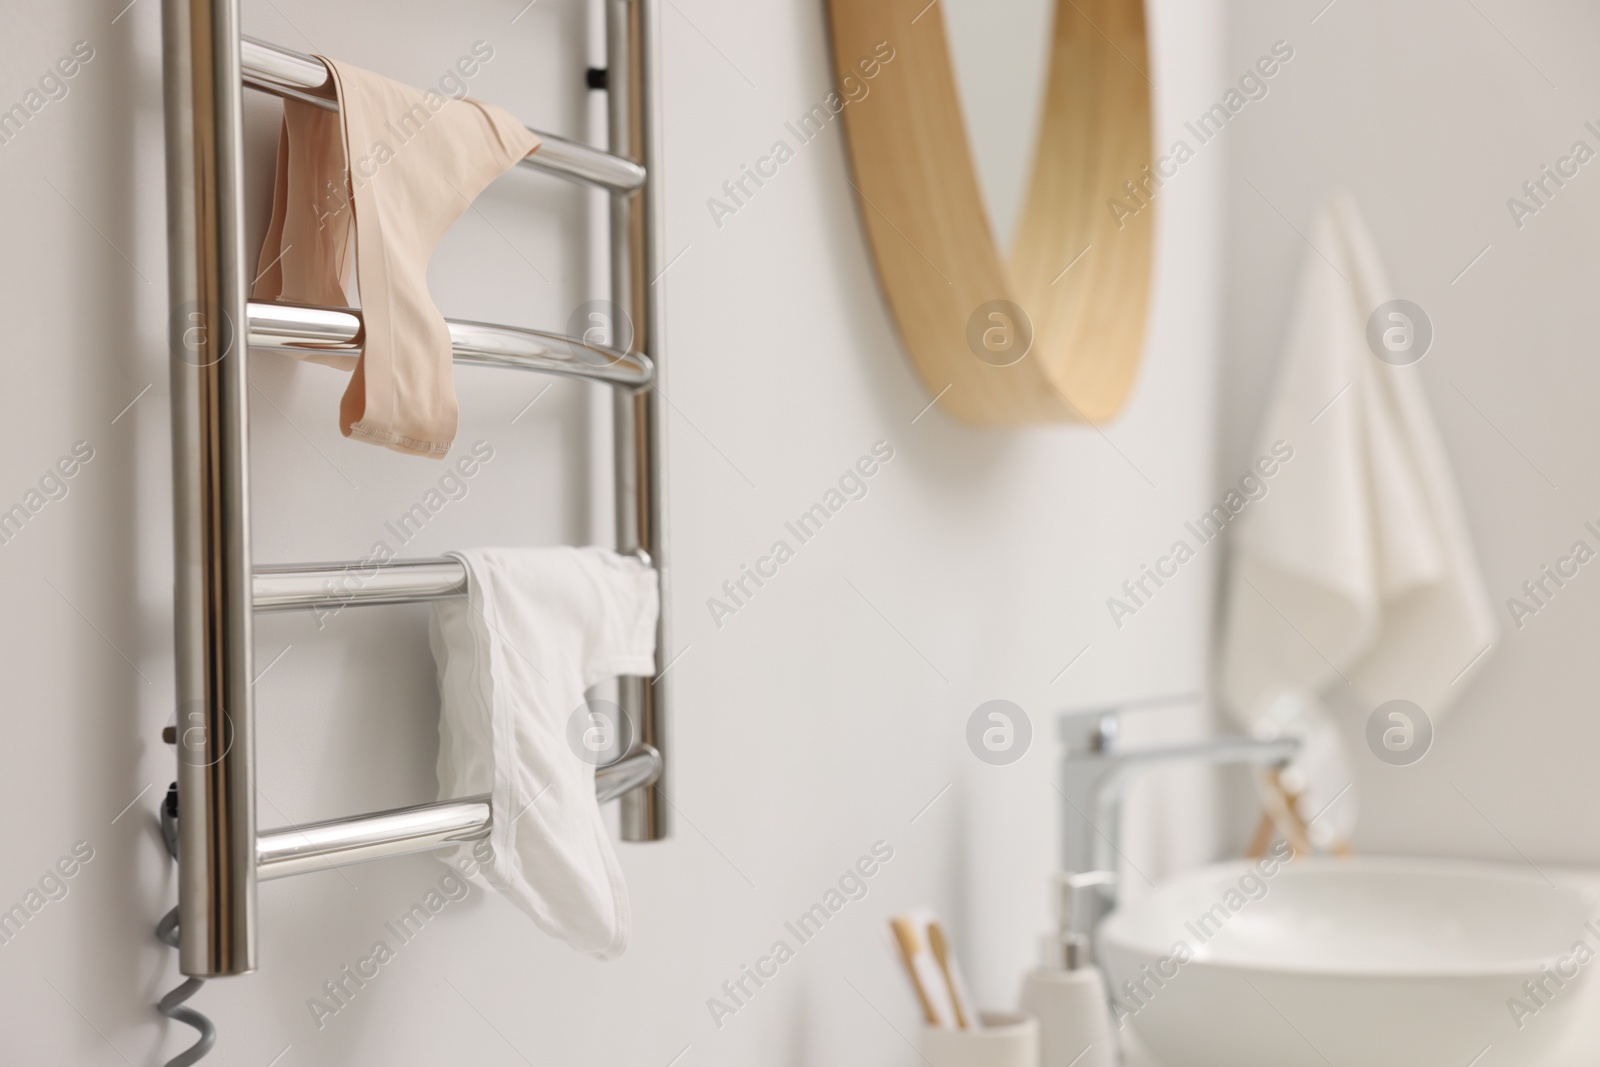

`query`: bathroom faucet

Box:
[1056,698,1301,931]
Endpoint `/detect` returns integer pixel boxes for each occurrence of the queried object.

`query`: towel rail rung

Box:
[253,557,465,613]
[247,301,654,390]
[256,747,662,882]
[239,36,647,193]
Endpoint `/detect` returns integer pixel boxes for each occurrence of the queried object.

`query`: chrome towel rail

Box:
[605,0,671,847]
[164,0,259,980]
[239,36,647,193]
[247,301,655,389]
[163,0,672,983]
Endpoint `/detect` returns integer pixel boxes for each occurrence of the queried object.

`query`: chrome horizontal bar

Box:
[255,551,651,613]
[596,746,664,802]
[247,301,654,389]
[257,797,490,882]
[256,747,661,881]
[521,131,647,193]
[253,557,466,612]
[239,36,646,193]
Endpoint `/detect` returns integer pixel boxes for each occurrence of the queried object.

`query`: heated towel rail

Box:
[162,0,670,979]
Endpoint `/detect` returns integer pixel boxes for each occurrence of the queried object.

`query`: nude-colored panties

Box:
[254,58,538,457]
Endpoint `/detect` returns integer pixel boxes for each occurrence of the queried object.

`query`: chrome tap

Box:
[1056,695,1301,937]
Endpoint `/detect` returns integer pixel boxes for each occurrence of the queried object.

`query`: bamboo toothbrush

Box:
[1250,767,1313,858]
[889,913,958,1028]
[926,918,979,1030]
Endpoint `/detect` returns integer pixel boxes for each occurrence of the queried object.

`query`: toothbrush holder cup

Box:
[918,1011,1039,1067]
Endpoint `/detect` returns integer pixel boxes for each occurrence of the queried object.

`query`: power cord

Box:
[157,784,217,1066]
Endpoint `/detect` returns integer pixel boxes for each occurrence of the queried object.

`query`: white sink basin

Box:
[1099,857,1597,1067]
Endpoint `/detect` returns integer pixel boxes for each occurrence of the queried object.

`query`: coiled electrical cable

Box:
[157,784,217,1066]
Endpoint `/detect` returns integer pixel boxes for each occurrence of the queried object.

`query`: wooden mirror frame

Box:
[827,0,1154,425]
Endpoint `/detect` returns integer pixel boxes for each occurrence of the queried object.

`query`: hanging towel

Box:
[431,547,659,959]
[254,59,539,457]
[1221,194,1496,726]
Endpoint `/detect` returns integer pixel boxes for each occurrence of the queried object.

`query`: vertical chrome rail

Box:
[162,0,258,976]
[609,0,670,841]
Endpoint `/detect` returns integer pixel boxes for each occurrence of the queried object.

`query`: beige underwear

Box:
[254,58,539,457]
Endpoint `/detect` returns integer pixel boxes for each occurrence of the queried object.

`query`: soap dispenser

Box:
[1017,872,1117,1067]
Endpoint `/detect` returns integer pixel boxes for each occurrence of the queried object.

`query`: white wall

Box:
[0,1,1219,1063]
[957,0,1227,1004]
[1219,0,1600,865]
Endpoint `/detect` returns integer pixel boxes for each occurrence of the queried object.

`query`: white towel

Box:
[431,546,659,958]
[1221,194,1496,726]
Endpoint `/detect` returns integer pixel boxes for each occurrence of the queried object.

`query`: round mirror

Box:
[827,0,1155,425]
